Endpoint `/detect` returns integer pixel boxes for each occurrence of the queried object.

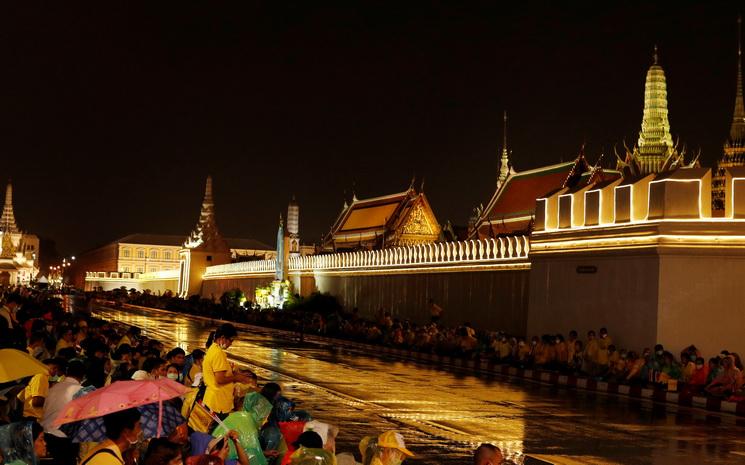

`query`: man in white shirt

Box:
[42,360,85,465]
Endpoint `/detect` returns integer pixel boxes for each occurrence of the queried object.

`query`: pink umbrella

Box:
[54,378,189,436]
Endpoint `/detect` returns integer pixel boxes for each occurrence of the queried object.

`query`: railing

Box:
[203,236,530,277]
[139,269,180,280]
[85,270,179,281]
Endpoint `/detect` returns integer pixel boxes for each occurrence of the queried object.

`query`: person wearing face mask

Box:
[165,364,181,382]
[80,408,142,465]
[203,324,254,417]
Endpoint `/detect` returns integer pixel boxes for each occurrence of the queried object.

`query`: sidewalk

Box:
[113,302,745,419]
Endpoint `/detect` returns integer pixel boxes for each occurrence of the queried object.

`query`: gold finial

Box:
[653,44,658,65]
[738,15,742,58]
[503,110,508,153]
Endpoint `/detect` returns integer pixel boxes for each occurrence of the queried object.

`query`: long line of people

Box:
[98,289,745,402]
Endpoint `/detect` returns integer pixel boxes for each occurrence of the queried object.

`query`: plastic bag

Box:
[0,422,36,465]
[288,446,336,465]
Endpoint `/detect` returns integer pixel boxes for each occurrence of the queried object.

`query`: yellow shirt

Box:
[596,336,612,365]
[203,344,233,414]
[117,335,131,349]
[188,363,202,385]
[80,439,124,465]
[20,373,49,419]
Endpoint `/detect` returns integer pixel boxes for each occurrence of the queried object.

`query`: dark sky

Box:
[1,2,743,256]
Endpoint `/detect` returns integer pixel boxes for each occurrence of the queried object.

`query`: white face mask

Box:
[167,373,178,380]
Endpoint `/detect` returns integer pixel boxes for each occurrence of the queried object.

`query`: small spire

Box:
[653,44,659,65]
[730,14,745,143]
[503,110,508,154]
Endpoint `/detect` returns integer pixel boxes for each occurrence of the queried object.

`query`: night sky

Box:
[1,2,742,256]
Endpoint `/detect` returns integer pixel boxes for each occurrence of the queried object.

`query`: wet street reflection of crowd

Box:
[93,305,745,465]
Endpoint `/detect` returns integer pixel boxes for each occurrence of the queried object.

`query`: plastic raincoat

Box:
[211,392,274,465]
[288,447,336,465]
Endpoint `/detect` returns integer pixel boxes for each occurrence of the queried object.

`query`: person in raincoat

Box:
[211,391,277,465]
[359,431,413,465]
[287,445,336,465]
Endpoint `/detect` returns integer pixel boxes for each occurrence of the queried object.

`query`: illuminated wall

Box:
[530,167,745,357]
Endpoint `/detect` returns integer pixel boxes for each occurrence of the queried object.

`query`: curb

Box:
[110,302,745,419]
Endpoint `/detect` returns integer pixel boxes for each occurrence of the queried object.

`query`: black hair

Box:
[190,349,205,361]
[215,323,238,340]
[166,348,185,360]
[57,347,77,361]
[142,357,166,374]
[29,332,45,345]
[293,431,323,449]
[103,408,141,440]
[66,360,86,380]
[143,438,181,465]
[260,382,282,402]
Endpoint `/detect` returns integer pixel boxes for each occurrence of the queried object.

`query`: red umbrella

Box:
[54,378,189,436]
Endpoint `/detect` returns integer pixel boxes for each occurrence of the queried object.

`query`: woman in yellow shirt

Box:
[202,323,254,416]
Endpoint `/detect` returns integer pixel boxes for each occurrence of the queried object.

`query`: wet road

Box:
[93,305,745,465]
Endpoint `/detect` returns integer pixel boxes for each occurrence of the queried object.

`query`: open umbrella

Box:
[0,348,48,383]
[54,378,188,436]
[61,401,185,442]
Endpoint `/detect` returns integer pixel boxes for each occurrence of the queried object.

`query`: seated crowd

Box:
[98,288,745,401]
[0,286,508,465]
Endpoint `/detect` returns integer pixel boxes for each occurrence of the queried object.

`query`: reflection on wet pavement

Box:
[94,305,745,465]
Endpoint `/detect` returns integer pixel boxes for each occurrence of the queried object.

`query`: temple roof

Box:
[324,187,439,249]
[729,16,745,146]
[484,162,575,220]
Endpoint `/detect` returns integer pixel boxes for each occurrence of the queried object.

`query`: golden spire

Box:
[498,110,511,186]
[0,180,19,235]
[730,15,745,144]
[635,45,676,173]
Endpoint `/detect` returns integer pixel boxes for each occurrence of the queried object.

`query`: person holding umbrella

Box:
[79,408,142,465]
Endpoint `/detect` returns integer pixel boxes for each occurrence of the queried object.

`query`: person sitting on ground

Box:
[165,364,181,382]
[706,357,722,385]
[143,438,183,465]
[682,357,709,395]
[706,356,740,397]
[680,353,696,383]
[473,442,503,465]
[583,331,598,376]
[55,328,76,356]
[133,357,167,380]
[360,431,414,465]
[80,408,142,465]
[166,348,186,382]
[185,349,206,387]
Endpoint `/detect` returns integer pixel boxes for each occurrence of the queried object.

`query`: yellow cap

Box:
[377,431,414,457]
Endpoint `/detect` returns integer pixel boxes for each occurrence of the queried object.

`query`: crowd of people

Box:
[104,288,745,402]
[0,286,507,465]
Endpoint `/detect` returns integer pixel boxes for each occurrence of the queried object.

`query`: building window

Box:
[137,249,145,259]
[123,266,130,272]
[150,250,158,259]
[136,266,144,273]
[122,248,131,258]
[149,267,158,273]
[164,251,172,260]
[97,272,105,278]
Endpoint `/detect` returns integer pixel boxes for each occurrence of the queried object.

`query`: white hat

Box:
[131,370,150,381]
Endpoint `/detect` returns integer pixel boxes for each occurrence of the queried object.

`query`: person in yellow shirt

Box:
[583,330,599,375]
[19,359,58,419]
[596,328,613,376]
[55,329,76,355]
[203,323,254,416]
[80,408,141,465]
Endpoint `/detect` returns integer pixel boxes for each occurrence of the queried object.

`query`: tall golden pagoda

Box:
[617,46,687,176]
[713,16,745,211]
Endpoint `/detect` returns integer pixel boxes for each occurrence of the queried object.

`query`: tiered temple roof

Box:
[617,47,689,177]
[713,16,745,210]
[183,176,229,253]
[323,186,440,251]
